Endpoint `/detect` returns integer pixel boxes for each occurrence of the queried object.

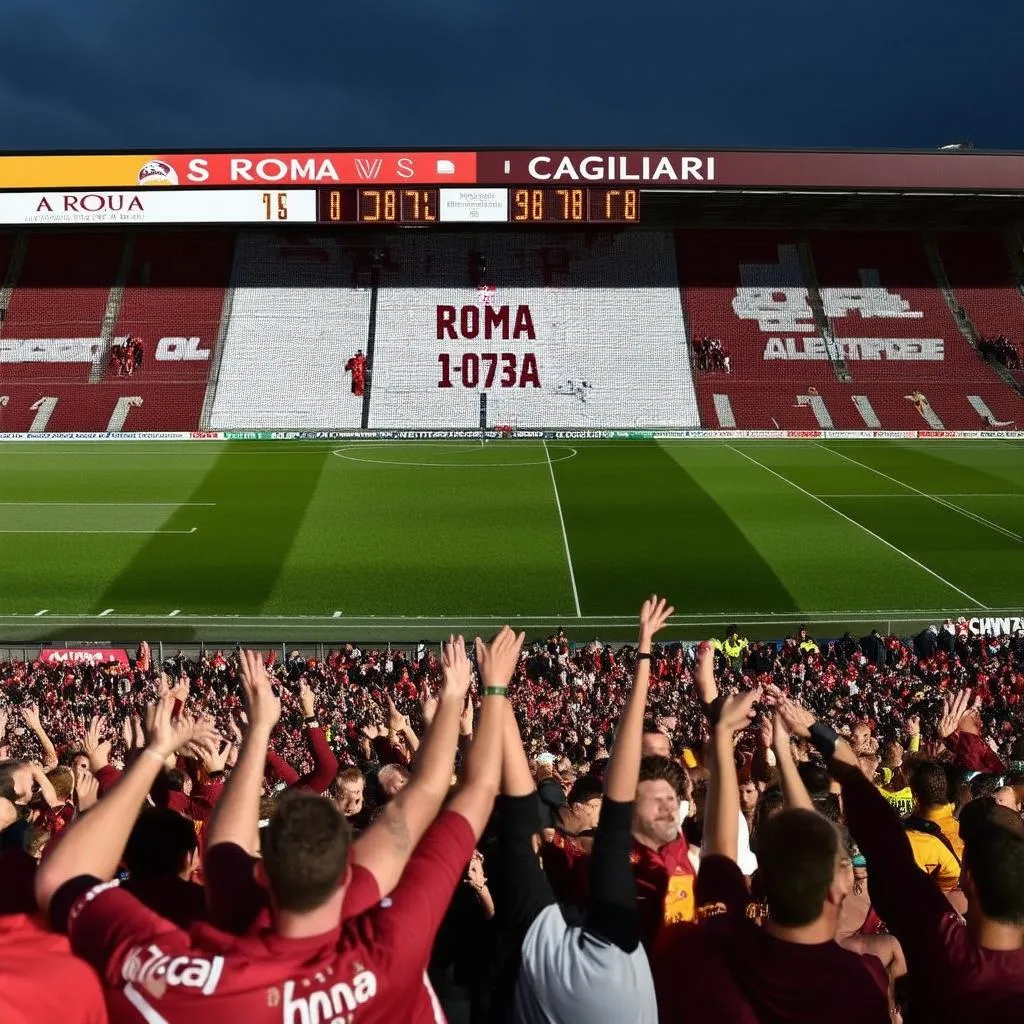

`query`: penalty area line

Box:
[724,444,989,610]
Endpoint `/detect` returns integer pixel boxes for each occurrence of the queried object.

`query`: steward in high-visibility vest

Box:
[723,625,748,670]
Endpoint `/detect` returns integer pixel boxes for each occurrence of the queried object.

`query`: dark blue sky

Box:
[2,0,1021,151]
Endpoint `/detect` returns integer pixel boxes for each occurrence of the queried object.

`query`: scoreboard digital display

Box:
[0,186,640,226]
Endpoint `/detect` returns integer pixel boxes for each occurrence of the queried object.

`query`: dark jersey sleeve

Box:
[584,796,640,952]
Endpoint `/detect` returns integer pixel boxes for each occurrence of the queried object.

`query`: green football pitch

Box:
[0,438,1021,644]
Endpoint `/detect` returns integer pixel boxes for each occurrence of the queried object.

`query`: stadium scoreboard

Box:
[1,146,1023,227]
[0,186,640,226]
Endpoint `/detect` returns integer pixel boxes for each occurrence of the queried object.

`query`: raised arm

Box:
[764,688,813,812]
[605,595,673,802]
[703,680,760,861]
[204,650,282,855]
[446,626,524,836]
[348,635,474,894]
[36,695,196,914]
[587,596,673,952]
[21,704,58,770]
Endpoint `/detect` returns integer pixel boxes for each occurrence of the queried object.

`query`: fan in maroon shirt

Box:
[805,707,1024,1022]
[34,635,523,1024]
[653,664,890,1024]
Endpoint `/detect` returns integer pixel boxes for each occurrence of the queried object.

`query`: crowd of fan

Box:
[2,605,1024,1023]
[692,336,732,374]
[979,334,1021,371]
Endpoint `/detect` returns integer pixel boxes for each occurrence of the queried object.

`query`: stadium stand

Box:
[3,228,1024,432]
[368,230,700,429]
[0,232,229,431]
[680,230,1024,430]
[209,232,371,429]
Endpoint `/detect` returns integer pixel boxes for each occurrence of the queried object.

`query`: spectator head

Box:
[993,787,1019,812]
[47,766,74,803]
[565,775,603,832]
[165,768,192,797]
[377,764,411,800]
[67,751,90,774]
[727,624,739,640]
[961,825,1024,928]
[124,808,200,880]
[971,773,1005,800]
[640,727,672,759]
[258,793,353,914]
[797,763,831,798]
[756,808,852,932]
[330,768,365,817]
[879,739,903,767]
[633,756,684,849]
[910,761,950,811]
[850,723,873,754]
[738,780,760,815]
[0,759,35,805]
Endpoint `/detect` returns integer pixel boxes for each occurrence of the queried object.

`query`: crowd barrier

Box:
[0,429,1022,441]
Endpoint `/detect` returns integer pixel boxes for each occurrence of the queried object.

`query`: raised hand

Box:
[716,687,762,736]
[441,635,474,702]
[74,767,99,812]
[474,626,526,693]
[938,688,972,739]
[386,693,410,733]
[19,703,43,731]
[759,714,775,749]
[419,681,439,728]
[0,707,8,739]
[299,679,316,719]
[694,640,718,704]
[172,674,191,704]
[239,650,281,733]
[146,695,198,759]
[460,695,475,737]
[639,594,674,648]
[774,695,815,740]
[82,715,112,769]
[906,713,921,739]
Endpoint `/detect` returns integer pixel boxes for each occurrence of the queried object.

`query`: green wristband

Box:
[482,686,507,697]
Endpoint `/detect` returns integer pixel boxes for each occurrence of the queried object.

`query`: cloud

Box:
[0,0,1020,150]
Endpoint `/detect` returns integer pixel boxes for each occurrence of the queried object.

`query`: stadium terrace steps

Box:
[367,231,699,429]
[1,227,1022,434]
[679,229,1024,430]
[209,232,370,429]
[0,232,231,431]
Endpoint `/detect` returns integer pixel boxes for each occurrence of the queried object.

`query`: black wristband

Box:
[636,652,652,661]
[808,722,840,759]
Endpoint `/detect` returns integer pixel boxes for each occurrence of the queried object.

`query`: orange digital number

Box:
[623,188,637,220]
[556,189,583,220]
[328,190,342,221]
[513,189,548,221]
[361,190,381,222]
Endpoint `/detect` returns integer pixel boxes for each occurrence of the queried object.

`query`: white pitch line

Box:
[168,610,180,617]
[34,609,48,616]
[724,444,989,609]
[815,443,1023,544]
[0,528,198,535]
[543,439,582,618]
[98,608,113,617]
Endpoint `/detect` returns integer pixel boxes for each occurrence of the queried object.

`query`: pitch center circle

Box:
[331,442,578,468]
